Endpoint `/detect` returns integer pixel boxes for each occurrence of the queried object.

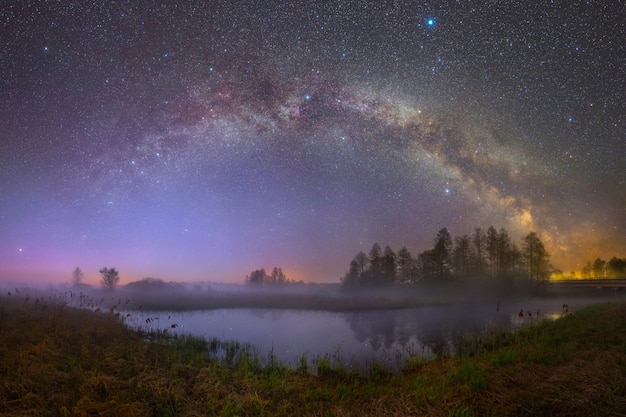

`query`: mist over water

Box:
[5,282,621,370]
[124,296,614,370]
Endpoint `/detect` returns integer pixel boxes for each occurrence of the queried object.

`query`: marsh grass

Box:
[1,291,626,416]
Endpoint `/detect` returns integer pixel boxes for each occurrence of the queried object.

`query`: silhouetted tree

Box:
[607,257,626,278]
[592,258,606,279]
[99,267,120,290]
[247,268,267,285]
[381,245,397,284]
[418,249,437,281]
[431,228,453,280]
[341,252,370,287]
[354,251,369,276]
[396,247,416,284]
[342,259,361,287]
[270,267,287,284]
[496,228,519,277]
[452,235,471,278]
[368,243,383,283]
[71,267,84,286]
[471,228,486,276]
[522,232,550,282]
[486,226,499,278]
[581,261,593,278]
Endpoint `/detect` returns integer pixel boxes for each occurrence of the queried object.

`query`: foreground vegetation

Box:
[1,293,626,416]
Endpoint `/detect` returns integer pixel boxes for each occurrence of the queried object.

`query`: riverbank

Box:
[1,294,625,416]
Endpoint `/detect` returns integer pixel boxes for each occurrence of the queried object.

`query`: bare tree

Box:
[99,267,120,290]
[71,267,84,286]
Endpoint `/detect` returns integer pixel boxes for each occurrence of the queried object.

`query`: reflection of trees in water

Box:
[346,310,399,351]
[343,305,512,358]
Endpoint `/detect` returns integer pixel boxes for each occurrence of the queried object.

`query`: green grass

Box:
[1,292,626,416]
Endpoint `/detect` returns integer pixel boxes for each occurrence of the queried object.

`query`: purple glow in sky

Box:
[1,1,624,285]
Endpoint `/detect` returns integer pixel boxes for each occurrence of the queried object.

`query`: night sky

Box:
[1,1,624,285]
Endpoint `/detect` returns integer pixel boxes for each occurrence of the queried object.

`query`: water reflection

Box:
[122,297,615,370]
[343,304,512,360]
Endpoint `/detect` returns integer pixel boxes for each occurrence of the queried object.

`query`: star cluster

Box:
[1,1,624,284]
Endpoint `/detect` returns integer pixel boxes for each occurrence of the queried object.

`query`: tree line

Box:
[71,266,120,290]
[245,267,290,285]
[341,226,551,288]
[579,257,626,279]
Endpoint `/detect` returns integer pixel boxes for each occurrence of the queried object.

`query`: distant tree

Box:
[342,258,361,287]
[341,252,369,287]
[486,226,499,277]
[607,257,626,278]
[417,249,437,281]
[354,251,369,276]
[496,228,519,277]
[269,267,278,284]
[381,245,397,284]
[522,232,550,282]
[431,228,453,280]
[506,243,522,277]
[368,243,383,282]
[471,228,486,276]
[270,267,287,284]
[452,235,471,278]
[581,261,592,278]
[71,267,84,286]
[592,258,606,279]
[396,247,416,284]
[246,269,267,285]
[99,267,120,290]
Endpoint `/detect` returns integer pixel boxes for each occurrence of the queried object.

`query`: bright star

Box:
[426,18,435,27]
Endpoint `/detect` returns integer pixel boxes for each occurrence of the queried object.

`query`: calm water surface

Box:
[127,297,615,369]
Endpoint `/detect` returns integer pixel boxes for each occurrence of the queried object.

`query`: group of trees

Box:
[341,227,552,288]
[580,257,626,279]
[246,267,290,285]
[70,266,120,290]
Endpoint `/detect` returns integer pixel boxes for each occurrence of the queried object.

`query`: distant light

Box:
[304,94,311,101]
[426,18,435,27]
[445,188,450,194]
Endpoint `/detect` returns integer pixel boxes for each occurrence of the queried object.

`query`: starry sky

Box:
[1,1,624,285]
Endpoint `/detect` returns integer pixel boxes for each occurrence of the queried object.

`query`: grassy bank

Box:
[1,294,625,416]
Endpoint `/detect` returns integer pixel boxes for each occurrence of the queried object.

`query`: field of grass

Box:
[1,291,626,416]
